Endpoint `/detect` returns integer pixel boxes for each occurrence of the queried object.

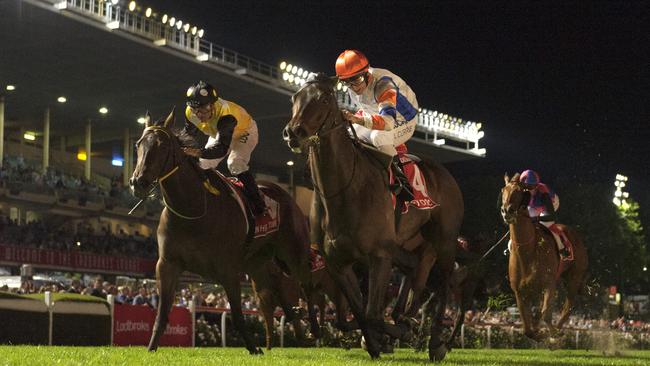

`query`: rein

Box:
[308,110,358,200]
[141,126,208,220]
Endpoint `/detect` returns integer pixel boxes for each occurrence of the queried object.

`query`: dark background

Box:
[146,0,649,216]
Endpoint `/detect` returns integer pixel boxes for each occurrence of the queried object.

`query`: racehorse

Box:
[501,173,588,342]
[130,110,312,354]
[283,73,463,360]
[251,259,348,349]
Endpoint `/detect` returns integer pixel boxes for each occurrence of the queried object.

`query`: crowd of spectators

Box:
[0,217,158,259]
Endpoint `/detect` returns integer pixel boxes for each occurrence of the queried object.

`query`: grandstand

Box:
[0,0,485,281]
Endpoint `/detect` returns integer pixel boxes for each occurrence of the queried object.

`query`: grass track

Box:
[0,346,648,365]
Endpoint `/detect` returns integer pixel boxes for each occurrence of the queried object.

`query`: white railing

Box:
[38,0,485,155]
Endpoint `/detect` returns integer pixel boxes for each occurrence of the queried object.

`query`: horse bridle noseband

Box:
[138,126,207,220]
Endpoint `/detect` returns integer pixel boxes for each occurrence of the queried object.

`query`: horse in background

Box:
[501,173,588,343]
[283,73,464,361]
[130,110,312,354]
[250,259,348,349]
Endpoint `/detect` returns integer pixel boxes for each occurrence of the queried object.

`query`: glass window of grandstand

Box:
[25,211,39,224]
[9,207,20,225]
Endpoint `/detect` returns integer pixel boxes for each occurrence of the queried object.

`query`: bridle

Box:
[291,82,358,199]
[502,182,535,246]
[137,126,207,220]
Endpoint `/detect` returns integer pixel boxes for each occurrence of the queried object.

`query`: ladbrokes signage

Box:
[113,303,192,346]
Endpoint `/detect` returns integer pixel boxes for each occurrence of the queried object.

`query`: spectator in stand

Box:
[115,286,132,304]
[132,286,151,307]
[149,287,159,309]
[90,278,105,299]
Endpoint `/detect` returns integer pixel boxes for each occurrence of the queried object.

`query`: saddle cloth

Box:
[221,176,281,239]
[390,154,439,214]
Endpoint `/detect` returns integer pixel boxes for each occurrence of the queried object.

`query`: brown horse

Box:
[130,110,312,354]
[283,74,463,360]
[250,259,348,349]
[501,173,588,342]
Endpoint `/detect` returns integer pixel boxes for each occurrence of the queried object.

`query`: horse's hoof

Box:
[147,346,157,352]
[249,347,264,355]
[429,343,448,362]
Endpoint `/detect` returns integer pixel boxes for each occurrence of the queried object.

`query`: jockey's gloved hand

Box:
[531,216,540,223]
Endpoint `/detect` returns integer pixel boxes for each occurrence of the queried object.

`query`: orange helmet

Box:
[335,50,370,79]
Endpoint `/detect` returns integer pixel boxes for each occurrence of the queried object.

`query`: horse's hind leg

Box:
[540,286,557,339]
[148,259,182,351]
[557,270,586,329]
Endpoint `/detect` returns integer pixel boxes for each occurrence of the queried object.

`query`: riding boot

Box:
[390,157,415,202]
[237,171,267,216]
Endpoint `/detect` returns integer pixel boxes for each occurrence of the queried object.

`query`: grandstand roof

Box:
[0,0,479,178]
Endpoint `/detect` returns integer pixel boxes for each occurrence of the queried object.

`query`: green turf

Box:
[0,347,648,365]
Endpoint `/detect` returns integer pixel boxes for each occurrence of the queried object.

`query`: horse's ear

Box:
[503,173,510,185]
[512,173,521,183]
[163,106,176,128]
[144,111,152,128]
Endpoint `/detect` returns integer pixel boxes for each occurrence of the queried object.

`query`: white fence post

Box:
[221,311,227,347]
[279,315,286,348]
[575,330,580,349]
[189,300,195,348]
[487,326,492,349]
[460,324,465,349]
[106,294,114,345]
[510,326,515,348]
[44,291,53,346]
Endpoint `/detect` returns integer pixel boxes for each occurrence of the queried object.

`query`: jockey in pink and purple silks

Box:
[519,169,571,260]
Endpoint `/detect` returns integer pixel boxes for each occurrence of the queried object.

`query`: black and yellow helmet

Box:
[186,81,218,107]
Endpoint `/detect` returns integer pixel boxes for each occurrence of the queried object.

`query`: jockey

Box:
[335,49,418,202]
[519,170,571,260]
[182,81,266,217]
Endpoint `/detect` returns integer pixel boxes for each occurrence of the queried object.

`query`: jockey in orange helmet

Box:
[519,170,571,260]
[335,49,419,202]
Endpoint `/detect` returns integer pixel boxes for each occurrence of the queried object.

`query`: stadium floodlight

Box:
[176,21,183,30]
[286,161,294,166]
[169,17,176,27]
[145,8,152,17]
[99,107,108,114]
[196,53,209,62]
[288,74,295,83]
[279,61,287,70]
[191,26,197,35]
[137,117,146,124]
[5,85,15,91]
[282,72,290,81]
[23,132,36,141]
[433,139,445,145]
[76,241,82,246]
[110,0,119,5]
[57,96,67,103]
[161,14,168,24]
[77,151,87,161]
[183,23,190,33]
[336,82,342,91]
[128,1,136,12]
[342,85,348,92]
[197,29,205,38]
[54,1,67,10]
[302,70,309,78]
[297,68,304,76]
[644,266,647,272]
[112,158,124,167]
[286,64,293,73]
[291,65,298,74]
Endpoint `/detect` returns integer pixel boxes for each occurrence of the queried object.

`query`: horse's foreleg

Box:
[328,263,379,358]
[366,254,393,349]
[390,275,412,322]
[404,250,436,318]
[427,264,452,361]
[304,291,322,340]
[148,259,181,352]
[540,286,557,338]
[257,291,274,350]
[515,292,538,341]
[224,280,262,355]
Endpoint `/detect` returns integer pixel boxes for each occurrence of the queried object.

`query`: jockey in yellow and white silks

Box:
[336,49,419,201]
[183,81,266,216]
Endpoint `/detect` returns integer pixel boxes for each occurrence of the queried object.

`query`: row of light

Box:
[613,174,630,207]
[279,61,314,87]
[6,85,108,113]
[118,1,204,37]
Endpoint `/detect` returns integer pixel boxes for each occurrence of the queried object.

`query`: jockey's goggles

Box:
[190,103,212,114]
[341,73,367,87]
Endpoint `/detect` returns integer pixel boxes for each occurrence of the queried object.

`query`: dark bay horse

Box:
[501,173,588,343]
[251,259,348,349]
[130,110,312,354]
[282,74,463,360]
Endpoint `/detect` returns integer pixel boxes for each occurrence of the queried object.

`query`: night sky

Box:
[148,1,649,196]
